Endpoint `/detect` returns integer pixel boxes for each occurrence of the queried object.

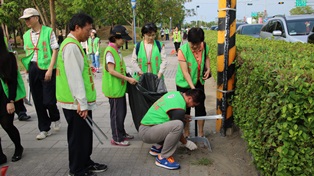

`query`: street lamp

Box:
[196,5,200,27]
[131,0,136,44]
[169,17,172,32]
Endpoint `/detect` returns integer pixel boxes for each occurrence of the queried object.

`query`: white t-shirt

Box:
[105,49,123,64]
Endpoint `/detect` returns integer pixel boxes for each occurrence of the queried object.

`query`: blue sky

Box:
[184,0,302,23]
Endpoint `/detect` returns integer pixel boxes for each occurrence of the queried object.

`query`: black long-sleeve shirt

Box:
[0,52,18,102]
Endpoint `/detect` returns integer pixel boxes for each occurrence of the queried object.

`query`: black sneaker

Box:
[18,114,31,121]
[68,170,97,176]
[88,163,108,173]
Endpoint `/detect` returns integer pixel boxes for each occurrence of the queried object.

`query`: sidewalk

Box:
[0,40,217,176]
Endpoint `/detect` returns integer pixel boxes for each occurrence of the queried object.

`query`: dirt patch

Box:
[175,129,259,176]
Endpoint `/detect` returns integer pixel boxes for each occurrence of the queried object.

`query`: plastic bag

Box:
[127,73,167,131]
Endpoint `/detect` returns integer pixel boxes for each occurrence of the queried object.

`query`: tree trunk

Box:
[49,0,56,33]
[32,0,46,25]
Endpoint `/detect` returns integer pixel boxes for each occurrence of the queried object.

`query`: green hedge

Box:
[205,31,314,175]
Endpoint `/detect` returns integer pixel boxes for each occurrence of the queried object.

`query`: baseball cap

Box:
[20,8,40,19]
[110,25,132,40]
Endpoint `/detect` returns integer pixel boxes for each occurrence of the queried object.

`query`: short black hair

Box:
[141,22,157,36]
[68,13,93,31]
[187,27,204,44]
[185,88,206,104]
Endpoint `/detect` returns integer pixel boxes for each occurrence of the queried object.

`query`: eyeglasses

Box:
[24,16,34,21]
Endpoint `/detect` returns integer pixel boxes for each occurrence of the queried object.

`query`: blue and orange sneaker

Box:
[155,155,180,170]
[149,145,162,156]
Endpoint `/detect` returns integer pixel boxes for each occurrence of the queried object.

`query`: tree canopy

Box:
[1,0,187,37]
[290,6,314,15]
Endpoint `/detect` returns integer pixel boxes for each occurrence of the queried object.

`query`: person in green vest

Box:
[4,35,31,121]
[102,25,137,146]
[175,27,211,138]
[56,13,107,175]
[172,26,182,56]
[139,89,205,170]
[131,22,167,80]
[164,27,170,41]
[87,29,101,73]
[0,27,25,165]
[20,8,61,140]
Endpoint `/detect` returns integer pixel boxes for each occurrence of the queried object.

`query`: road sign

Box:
[251,12,258,17]
[296,0,307,7]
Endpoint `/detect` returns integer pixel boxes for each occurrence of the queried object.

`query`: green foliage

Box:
[204,31,218,80]
[205,31,314,175]
[290,6,314,15]
[191,157,213,166]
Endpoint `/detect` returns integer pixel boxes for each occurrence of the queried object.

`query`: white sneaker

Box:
[36,131,52,140]
[53,120,61,131]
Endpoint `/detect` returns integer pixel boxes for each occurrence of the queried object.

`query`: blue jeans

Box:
[89,54,100,68]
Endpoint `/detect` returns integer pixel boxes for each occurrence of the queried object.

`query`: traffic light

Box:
[278,2,284,4]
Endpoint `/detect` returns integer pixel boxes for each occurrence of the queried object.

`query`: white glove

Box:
[95,51,99,56]
[185,140,197,150]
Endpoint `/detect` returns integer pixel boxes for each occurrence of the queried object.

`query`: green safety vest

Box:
[165,29,169,34]
[56,37,96,103]
[133,41,162,80]
[0,70,26,102]
[141,91,186,125]
[22,25,54,71]
[173,31,182,42]
[87,37,100,53]
[102,46,127,98]
[175,43,209,88]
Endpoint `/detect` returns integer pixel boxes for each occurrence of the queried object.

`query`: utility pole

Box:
[217,0,237,136]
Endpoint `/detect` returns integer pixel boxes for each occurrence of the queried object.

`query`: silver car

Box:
[260,15,314,43]
[237,24,263,38]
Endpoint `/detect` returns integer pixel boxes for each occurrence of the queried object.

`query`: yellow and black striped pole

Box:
[216,0,236,136]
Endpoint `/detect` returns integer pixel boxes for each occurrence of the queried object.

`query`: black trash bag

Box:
[128,73,167,131]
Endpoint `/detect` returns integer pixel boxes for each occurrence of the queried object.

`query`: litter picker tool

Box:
[85,115,108,145]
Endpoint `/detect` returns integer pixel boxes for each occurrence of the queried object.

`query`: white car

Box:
[260,15,314,43]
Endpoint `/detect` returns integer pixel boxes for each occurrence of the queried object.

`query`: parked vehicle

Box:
[260,15,314,43]
[210,25,218,30]
[307,26,314,44]
[236,22,247,30]
[236,24,263,38]
[210,22,246,31]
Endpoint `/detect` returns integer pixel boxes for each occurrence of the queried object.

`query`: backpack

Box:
[136,40,162,56]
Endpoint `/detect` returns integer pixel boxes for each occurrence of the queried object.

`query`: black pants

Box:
[166,34,169,40]
[176,81,206,117]
[14,99,27,117]
[0,113,23,156]
[109,96,127,142]
[63,109,94,175]
[29,62,60,132]
[174,42,181,53]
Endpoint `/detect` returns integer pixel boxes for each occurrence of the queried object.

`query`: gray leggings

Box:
[139,120,184,158]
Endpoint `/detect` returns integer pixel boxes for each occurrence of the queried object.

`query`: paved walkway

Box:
[0,40,217,176]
